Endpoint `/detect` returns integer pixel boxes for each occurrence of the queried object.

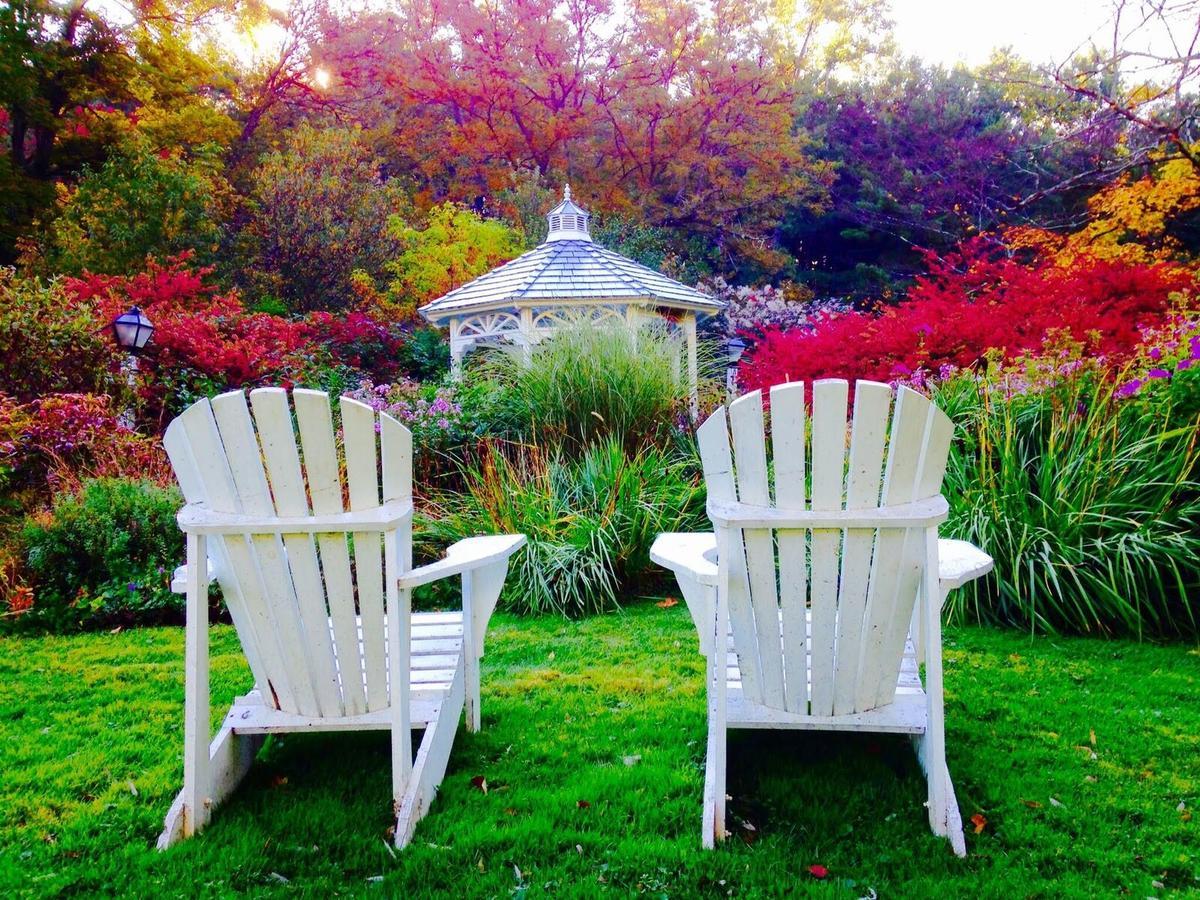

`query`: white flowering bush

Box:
[703,278,850,340]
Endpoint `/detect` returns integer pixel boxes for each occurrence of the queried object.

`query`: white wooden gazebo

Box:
[418,186,723,413]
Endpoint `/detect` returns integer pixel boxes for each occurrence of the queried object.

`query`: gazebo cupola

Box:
[544,184,591,240]
[419,185,724,413]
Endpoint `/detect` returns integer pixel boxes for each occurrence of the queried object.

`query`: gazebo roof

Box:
[419,186,722,323]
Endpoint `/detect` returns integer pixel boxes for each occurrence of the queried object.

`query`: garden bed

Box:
[1,602,1196,897]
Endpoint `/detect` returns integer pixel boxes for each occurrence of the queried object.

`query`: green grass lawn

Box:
[1,602,1197,898]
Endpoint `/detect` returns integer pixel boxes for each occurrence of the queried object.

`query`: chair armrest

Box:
[170,559,217,594]
[397,534,527,590]
[937,539,994,591]
[650,532,718,586]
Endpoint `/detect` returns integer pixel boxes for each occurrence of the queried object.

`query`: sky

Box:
[889,0,1163,68]
[156,0,1185,74]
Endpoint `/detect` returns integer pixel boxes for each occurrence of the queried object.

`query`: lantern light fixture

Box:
[112,306,154,352]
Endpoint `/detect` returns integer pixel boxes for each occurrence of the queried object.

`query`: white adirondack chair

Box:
[650,379,992,855]
[156,388,525,849]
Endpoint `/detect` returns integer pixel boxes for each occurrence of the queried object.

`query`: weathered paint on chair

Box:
[651,379,993,855]
[157,388,525,849]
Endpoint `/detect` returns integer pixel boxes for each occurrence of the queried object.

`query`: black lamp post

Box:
[110,306,153,427]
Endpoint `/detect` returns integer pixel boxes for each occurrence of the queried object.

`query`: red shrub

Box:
[738,237,1198,392]
[0,393,171,494]
[63,254,410,418]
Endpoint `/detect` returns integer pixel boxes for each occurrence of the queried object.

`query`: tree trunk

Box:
[9,107,28,170]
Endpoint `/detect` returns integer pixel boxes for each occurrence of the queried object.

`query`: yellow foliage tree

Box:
[382,204,523,317]
[1006,147,1200,266]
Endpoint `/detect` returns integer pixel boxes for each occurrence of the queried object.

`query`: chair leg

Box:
[158,723,262,849]
[703,717,727,849]
[395,659,466,847]
[702,640,727,849]
[912,733,966,857]
[182,533,210,839]
[464,648,481,733]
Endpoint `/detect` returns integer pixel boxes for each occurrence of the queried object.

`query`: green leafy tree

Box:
[42,142,233,275]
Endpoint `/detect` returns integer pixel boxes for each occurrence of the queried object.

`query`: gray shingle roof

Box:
[419,239,723,321]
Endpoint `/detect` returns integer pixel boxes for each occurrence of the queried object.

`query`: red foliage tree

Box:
[737,236,1198,392]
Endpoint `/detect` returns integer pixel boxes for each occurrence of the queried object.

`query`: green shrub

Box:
[481,322,706,452]
[936,365,1200,637]
[18,478,185,631]
[418,439,705,616]
[397,326,451,381]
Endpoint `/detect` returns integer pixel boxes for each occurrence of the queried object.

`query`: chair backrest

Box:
[697,379,953,717]
[163,388,412,719]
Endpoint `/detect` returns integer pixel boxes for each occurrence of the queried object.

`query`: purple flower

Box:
[437,418,451,430]
[1148,347,1162,361]
[1148,368,1171,379]
[1177,358,1194,371]
[1115,379,1143,398]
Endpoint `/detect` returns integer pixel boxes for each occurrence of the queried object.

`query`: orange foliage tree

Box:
[317,0,839,266]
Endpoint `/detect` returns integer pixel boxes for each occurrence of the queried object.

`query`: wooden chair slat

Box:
[769,382,808,712]
[341,397,389,711]
[728,391,784,708]
[807,379,848,716]
[833,381,891,716]
[292,389,368,717]
[858,387,933,709]
[697,407,762,703]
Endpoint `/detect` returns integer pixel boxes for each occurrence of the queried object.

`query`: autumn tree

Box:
[311,0,887,274]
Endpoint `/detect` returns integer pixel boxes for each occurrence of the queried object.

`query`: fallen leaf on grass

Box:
[270,775,288,788]
[1049,797,1064,808]
[807,864,828,879]
[970,813,987,834]
[1022,799,1043,809]
[622,755,642,766]
[576,800,590,809]
[470,776,488,794]
[127,780,138,797]
[656,597,679,608]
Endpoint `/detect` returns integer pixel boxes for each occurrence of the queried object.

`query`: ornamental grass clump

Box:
[935,362,1200,637]
[418,439,705,616]
[480,321,702,452]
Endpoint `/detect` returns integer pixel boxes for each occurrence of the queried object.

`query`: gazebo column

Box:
[449,317,464,379]
[683,311,699,420]
[519,307,535,364]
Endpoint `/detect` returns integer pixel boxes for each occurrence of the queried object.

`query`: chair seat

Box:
[225,610,465,734]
